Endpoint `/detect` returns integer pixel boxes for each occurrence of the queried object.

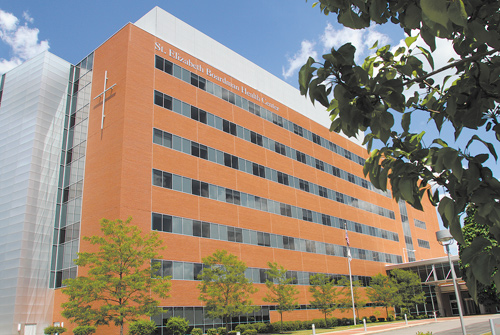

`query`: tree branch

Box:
[402,48,500,87]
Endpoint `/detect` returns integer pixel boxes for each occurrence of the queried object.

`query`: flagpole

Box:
[345,224,357,325]
[347,253,357,325]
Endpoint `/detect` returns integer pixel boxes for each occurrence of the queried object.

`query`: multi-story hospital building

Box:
[0,7,444,335]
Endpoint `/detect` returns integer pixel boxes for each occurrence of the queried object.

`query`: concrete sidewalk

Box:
[319,315,500,335]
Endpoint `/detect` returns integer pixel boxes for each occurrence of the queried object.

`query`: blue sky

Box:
[2,2,496,255]
[0,1,405,84]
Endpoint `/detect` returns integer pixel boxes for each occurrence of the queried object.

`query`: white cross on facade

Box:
[93,70,116,130]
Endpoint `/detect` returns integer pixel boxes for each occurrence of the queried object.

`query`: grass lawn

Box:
[266,320,413,335]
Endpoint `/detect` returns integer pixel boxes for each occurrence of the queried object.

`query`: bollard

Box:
[490,319,497,335]
[312,324,315,335]
[237,332,240,335]
[434,311,437,322]
[404,314,408,326]
[363,318,367,331]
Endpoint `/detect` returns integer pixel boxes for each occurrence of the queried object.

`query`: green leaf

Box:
[400,178,415,204]
[447,0,467,27]
[405,35,419,48]
[369,0,387,23]
[403,4,422,30]
[421,0,449,28]
[338,7,370,29]
[466,135,498,161]
[401,112,411,132]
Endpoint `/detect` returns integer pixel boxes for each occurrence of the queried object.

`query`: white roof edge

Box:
[135,7,364,147]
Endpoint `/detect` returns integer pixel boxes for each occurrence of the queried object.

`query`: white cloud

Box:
[0,9,49,74]
[22,11,33,24]
[282,40,317,80]
[283,23,390,80]
[0,10,18,31]
[320,23,390,62]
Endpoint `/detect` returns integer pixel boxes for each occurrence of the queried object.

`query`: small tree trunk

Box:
[120,324,123,335]
[280,312,283,334]
[324,312,327,326]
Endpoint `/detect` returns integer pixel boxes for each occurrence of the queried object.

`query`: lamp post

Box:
[436,230,466,335]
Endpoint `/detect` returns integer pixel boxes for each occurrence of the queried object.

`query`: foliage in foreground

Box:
[459,205,500,307]
[300,0,500,300]
[61,218,170,335]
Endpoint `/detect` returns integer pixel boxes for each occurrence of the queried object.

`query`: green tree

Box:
[198,250,258,332]
[263,262,299,332]
[299,0,500,297]
[459,205,500,306]
[61,218,171,335]
[44,326,66,335]
[338,278,367,319]
[389,269,425,313]
[309,273,339,323]
[366,273,398,318]
[165,317,189,335]
[72,326,97,335]
[128,320,157,335]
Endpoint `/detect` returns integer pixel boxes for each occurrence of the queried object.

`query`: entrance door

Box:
[24,325,37,335]
[450,299,459,315]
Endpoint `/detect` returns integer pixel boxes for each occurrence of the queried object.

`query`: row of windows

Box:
[153,90,392,203]
[152,169,401,246]
[154,128,398,237]
[399,201,416,262]
[51,52,94,289]
[154,301,382,332]
[414,219,427,229]
[155,54,366,166]
[152,259,373,286]
[417,239,430,249]
[153,305,272,331]
[152,212,401,262]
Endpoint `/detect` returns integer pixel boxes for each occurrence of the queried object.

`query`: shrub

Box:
[217,327,227,335]
[242,329,257,335]
[128,320,156,335]
[369,315,377,323]
[191,328,203,335]
[235,325,248,333]
[73,326,96,335]
[416,332,432,335]
[378,318,385,322]
[254,323,269,333]
[387,315,395,322]
[166,317,189,335]
[228,331,237,335]
[312,318,326,328]
[206,328,217,335]
[303,320,314,330]
[44,326,67,335]
[325,317,337,328]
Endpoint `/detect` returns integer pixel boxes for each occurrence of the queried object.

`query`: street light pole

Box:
[436,230,467,335]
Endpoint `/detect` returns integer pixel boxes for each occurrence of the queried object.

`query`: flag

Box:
[345,229,352,261]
